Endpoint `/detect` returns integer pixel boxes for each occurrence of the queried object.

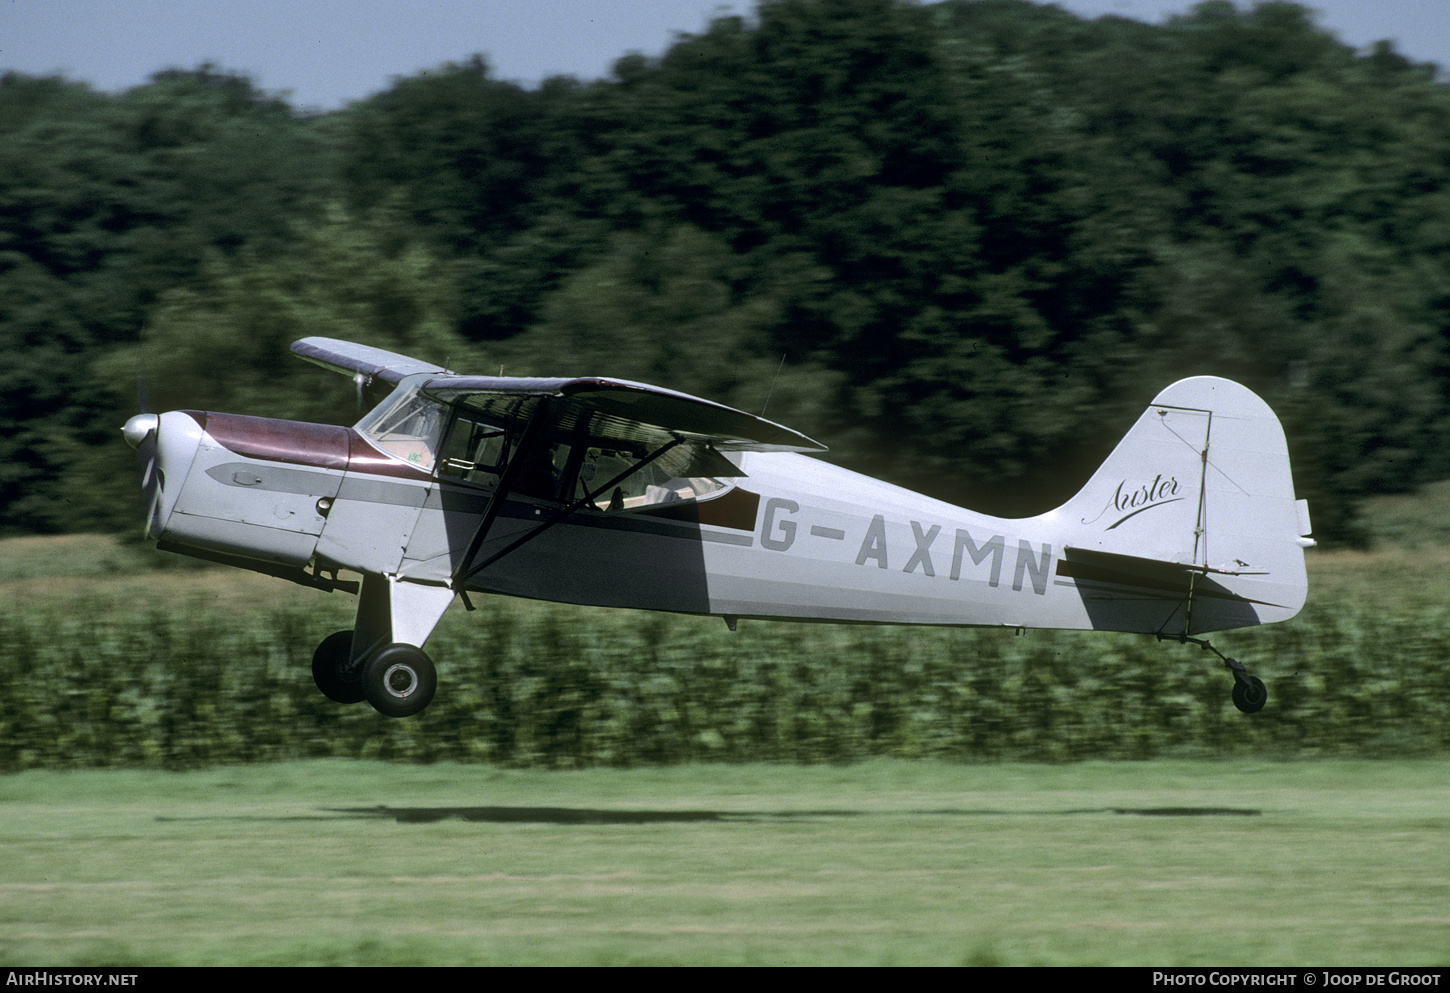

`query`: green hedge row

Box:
[2,598,1447,770]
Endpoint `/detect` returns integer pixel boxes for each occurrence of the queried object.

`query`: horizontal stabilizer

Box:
[1061,546,1267,583]
[1056,546,1270,635]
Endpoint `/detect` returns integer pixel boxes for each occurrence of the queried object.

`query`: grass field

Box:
[1,759,1447,966]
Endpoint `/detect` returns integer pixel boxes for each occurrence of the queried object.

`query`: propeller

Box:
[122,345,164,535]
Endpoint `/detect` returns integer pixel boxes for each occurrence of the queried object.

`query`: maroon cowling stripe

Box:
[187,411,350,470]
[189,410,433,481]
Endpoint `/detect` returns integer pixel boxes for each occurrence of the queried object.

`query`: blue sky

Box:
[3,1,1446,111]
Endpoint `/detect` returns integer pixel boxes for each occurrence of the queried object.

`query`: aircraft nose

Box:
[133,410,206,540]
[123,413,160,449]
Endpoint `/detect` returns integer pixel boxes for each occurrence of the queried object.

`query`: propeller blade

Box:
[123,413,163,534]
[136,343,152,415]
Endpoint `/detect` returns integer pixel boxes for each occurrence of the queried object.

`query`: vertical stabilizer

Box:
[1053,377,1310,634]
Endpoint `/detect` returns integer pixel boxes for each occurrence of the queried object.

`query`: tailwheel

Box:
[312,630,366,704]
[362,643,437,718]
[1159,635,1268,716]
[1231,673,1268,714]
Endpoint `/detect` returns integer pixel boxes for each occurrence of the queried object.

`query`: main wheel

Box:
[312,630,366,704]
[1232,675,1268,714]
[361,644,437,718]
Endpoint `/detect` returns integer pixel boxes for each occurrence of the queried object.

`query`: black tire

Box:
[1232,675,1267,714]
[312,630,366,704]
[362,644,437,718]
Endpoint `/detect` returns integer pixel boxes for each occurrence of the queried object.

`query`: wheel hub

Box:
[382,663,420,698]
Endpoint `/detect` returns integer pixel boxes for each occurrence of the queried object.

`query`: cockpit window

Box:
[437,407,729,510]
[577,445,728,511]
[360,387,735,509]
[356,382,446,471]
[438,414,508,485]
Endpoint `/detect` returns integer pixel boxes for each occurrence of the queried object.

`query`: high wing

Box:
[291,337,827,462]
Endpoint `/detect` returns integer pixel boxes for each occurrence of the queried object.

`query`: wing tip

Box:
[291,337,447,384]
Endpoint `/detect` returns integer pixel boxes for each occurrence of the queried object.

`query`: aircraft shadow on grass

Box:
[319,805,1262,825]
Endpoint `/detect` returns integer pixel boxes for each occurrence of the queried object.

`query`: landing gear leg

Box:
[1161,634,1268,714]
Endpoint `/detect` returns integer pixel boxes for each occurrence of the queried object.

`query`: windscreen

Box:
[355,381,447,471]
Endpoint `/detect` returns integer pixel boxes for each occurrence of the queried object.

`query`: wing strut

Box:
[451,400,552,610]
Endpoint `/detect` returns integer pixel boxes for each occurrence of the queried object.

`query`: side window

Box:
[578,445,727,512]
[439,415,508,486]
[437,415,731,511]
[440,414,577,504]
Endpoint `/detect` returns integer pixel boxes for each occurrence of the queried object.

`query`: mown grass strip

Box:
[1,759,1446,966]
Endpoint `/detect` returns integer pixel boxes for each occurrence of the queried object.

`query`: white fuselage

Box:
[143,374,1310,641]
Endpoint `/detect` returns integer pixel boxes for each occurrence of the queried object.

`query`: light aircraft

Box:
[123,337,1314,719]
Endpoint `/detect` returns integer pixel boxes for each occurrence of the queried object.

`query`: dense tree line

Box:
[3,0,1449,542]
